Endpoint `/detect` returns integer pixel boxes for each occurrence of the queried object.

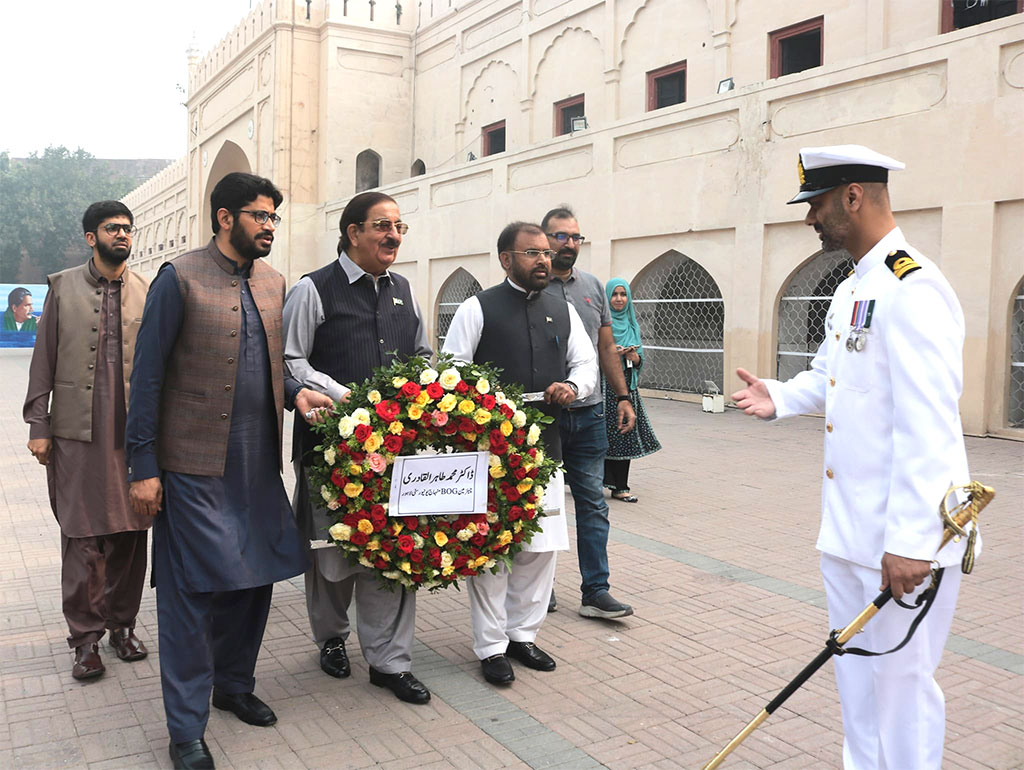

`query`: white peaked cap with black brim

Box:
[788,144,905,204]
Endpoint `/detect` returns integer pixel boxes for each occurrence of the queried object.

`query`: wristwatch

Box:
[565,380,579,396]
[616,394,631,403]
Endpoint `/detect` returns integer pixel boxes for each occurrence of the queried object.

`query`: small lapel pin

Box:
[393,297,404,306]
[546,316,553,323]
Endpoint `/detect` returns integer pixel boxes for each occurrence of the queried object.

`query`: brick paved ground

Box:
[1,347,1020,770]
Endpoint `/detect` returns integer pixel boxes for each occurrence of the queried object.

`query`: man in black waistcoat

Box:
[442,221,598,686]
[282,192,434,704]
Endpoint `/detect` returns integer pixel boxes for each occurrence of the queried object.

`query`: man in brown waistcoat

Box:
[24,200,152,681]
[125,173,329,770]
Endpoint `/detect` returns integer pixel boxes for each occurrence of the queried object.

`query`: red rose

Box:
[409,549,424,563]
[471,533,486,547]
[508,506,523,521]
[350,451,366,463]
[500,404,514,419]
[375,400,401,421]
[508,453,522,468]
[411,573,424,583]
[362,471,373,482]
[475,422,487,434]
[370,504,386,518]
[526,493,537,503]
[524,508,536,520]
[361,488,374,501]
[381,539,395,552]
[456,417,474,434]
[370,509,387,530]
[354,424,371,442]
[528,468,539,479]
[505,488,522,502]
[513,467,527,481]
[426,382,443,399]
[489,429,504,444]
[397,534,414,554]
[453,555,469,568]
[513,532,523,543]
[443,421,458,435]
[336,442,351,455]
[401,428,417,443]
[383,434,403,453]
[343,511,359,526]
[482,395,496,409]
[374,557,388,569]
[400,381,421,399]
[455,380,469,394]
[330,468,347,488]
[491,438,508,455]
[351,531,369,546]
[429,548,442,566]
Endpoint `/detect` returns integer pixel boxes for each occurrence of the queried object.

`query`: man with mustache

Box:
[732,146,972,769]
[541,206,636,619]
[23,201,152,681]
[282,191,434,705]
[5,287,37,332]
[443,221,597,686]
[126,173,328,770]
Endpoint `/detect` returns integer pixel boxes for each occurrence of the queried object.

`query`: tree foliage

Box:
[0,147,137,282]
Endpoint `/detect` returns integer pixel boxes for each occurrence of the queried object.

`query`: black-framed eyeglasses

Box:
[546,232,585,244]
[359,218,409,235]
[237,209,282,226]
[506,249,556,260]
[101,223,138,236]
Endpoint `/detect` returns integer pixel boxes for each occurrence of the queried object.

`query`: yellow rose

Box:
[439,368,461,390]
[388,420,404,435]
[513,520,523,533]
[357,519,374,535]
[458,399,475,414]
[500,420,513,437]
[415,390,430,406]
[516,480,533,494]
[475,378,490,394]
[349,463,362,476]
[489,465,506,479]
[497,530,513,547]
[461,432,477,441]
[391,520,404,535]
[473,555,489,568]
[441,565,455,576]
[366,539,380,551]
[434,531,449,546]
[473,408,491,425]
[407,404,424,420]
[367,390,382,404]
[399,561,412,574]
[379,551,390,562]
[344,481,364,497]
[363,433,383,452]
[438,394,458,412]
[392,376,408,388]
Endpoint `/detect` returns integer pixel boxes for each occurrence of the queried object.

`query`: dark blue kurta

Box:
[127,260,306,593]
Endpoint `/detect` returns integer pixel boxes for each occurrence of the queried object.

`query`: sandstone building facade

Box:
[123,0,1024,438]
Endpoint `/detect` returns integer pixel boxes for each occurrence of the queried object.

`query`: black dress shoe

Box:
[368,668,431,704]
[169,738,214,770]
[548,590,557,613]
[320,637,350,678]
[211,690,277,726]
[480,653,515,684]
[506,641,556,671]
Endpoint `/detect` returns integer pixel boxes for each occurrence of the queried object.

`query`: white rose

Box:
[457,528,473,541]
[328,523,351,541]
[535,449,544,465]
[486,512,499,524]
[351,408,371,425]
[360,556,376,568]
[419,368,438,385]
[494,391,508,405]
[512,410,527,428]
[475,378,490,394]
[527,423,541,446]
[439,368,461,390]
[323,446,336,465]
[440,551,453,567]
[477,437,490,452]
[411,532,424,548]
[392,376,408,388]
[320,485,333,502]
[337,416,355,438]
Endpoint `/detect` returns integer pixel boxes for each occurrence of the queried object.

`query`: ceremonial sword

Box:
[701,480,995,770]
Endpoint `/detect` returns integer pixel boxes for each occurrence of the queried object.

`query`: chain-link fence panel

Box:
[631,250,724,394]
[776,249,853,381]
[1009,278,1024,428]
[435,268,482,350]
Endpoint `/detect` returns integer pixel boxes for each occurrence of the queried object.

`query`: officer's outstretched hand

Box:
[731,368,776,419]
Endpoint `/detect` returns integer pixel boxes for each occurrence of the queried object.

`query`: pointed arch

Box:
[630,249,724,393]
[356,148,382,192]
[411,158,426,176]
[1009,275,1024,428]
[202,140,253,239]
[775,248,853,381]
[435,267,482,350]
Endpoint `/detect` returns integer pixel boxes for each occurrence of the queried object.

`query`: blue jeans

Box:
[558,403,611,601]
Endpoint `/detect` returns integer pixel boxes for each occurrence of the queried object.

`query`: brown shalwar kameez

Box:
[25,260,150,649]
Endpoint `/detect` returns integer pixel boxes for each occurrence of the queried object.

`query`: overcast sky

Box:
[2,0,259,160]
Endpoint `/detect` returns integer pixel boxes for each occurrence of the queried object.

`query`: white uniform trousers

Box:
[467,551,557,659]
[821,553,961,770]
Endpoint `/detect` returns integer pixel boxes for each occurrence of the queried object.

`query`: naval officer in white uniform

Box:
[732,145,972,770]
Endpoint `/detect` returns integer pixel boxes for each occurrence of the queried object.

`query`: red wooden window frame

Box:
[769,16,824,79]
[482,119,506,156]
[646,60,687,111]
[553,94,585,137]
[941,0,1023,32]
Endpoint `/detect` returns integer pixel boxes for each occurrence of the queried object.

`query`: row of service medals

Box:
[847,299,875,352]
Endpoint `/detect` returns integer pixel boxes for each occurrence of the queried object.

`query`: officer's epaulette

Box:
[885,250,921,280]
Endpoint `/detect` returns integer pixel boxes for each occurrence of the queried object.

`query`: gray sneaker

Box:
[579,592,634,619]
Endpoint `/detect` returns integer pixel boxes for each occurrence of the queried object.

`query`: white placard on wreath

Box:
[388,451,490,516]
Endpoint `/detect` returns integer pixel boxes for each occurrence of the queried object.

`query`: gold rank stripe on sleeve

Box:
[885,250,921,280]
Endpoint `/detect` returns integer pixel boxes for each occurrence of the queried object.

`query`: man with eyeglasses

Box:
[126,173,329,770]
[282,191,434,705]
[540,206,636,620]
[23,201,152,683]
[443,221,597,686]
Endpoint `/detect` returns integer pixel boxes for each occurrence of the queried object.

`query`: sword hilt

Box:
[939,481,994,574]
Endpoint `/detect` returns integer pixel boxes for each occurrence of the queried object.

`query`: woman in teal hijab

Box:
[603,278,661,502]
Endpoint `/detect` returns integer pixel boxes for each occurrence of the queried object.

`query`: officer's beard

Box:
[96,238,131,266]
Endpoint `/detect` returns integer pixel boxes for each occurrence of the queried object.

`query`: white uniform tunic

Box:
[763,227,972,770]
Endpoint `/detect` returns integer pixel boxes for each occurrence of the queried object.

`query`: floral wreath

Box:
[307,353,560,591]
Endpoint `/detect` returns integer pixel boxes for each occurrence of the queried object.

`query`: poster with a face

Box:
[1,283,48,348]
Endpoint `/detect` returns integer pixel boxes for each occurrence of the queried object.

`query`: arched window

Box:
[776,249,853,381]
[411,159,426,177]
[631,250,724,394]
[1010,277,1024,428]
[356,149,382,192]
[435,268,482,350]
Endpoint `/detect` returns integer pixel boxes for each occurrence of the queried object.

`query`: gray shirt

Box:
[543,267,610,407]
